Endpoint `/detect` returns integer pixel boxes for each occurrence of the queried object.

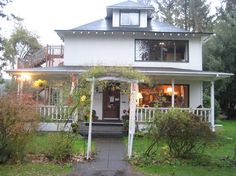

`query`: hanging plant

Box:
[33,79,49,89]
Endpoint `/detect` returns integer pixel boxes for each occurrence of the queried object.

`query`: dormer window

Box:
[120,11,140,26]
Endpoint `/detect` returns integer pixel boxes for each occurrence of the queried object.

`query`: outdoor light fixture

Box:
[166,87,173,94]
[137,92,143,99]
[18,73,31,81]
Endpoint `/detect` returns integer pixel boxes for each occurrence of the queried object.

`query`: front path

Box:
[69,138,144,176]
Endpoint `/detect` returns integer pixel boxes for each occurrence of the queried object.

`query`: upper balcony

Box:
[17,45,64,69]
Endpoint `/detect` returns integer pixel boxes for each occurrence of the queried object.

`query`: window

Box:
[138,84,189,108]
[50,88,60,105]
[135,40,189,62]
[120,11,139,26]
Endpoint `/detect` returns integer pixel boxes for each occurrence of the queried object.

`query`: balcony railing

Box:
[38,105,211,124]
[135,107,211,123]
[38,105,77,122]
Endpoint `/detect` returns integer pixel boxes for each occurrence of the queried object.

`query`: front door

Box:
[103,86,120,119]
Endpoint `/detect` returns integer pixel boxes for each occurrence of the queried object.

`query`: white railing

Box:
[38,105,77,121]
[135,107,211,123]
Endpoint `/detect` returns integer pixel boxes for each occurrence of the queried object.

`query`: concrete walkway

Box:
[71,138,144,176]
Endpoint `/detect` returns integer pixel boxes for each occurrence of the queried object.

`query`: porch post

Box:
[210,80,215,132]
[86,77,95,160]
[17,78,23,102]
[171,79,175,107]
[128,82,138,158]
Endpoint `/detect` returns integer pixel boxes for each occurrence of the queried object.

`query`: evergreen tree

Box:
[153,0,214,32]
[203,0,236,118]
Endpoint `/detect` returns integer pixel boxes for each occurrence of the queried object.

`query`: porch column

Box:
[86,77,95,160]
[210,80,215,132]
[127,82,138,158]
[171,79,175,107]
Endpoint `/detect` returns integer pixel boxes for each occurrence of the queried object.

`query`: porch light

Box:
[166,87,173,94]
[137,92,143,99]
[18,73,31,81]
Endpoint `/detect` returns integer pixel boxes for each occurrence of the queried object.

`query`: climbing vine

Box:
[68,66,149,122]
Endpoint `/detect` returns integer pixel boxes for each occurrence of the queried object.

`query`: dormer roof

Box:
[106,0,154,18]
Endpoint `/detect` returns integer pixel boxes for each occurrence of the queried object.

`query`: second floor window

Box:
[135,40,189,62]
[120,11,139,26]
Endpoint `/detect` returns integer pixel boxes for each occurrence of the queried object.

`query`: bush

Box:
[203,94,221,119]
[47,132,74,162]
[0,93,39,163]
[146,109,215,159]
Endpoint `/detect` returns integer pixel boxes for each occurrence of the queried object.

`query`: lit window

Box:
[120,12,139,26]
[139,84,189,108]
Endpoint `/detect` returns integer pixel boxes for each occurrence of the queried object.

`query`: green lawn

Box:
[0,132,91,176]
[25,132,89,155]
[132,120,236,176]
[0,163,72,176]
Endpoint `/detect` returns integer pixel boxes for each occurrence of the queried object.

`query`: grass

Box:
[0,132,93,176]
[132,119,236,176]
[0,163,72,176]
[25,132,89,155]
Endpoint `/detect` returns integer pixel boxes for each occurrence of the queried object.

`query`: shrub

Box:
[47,132,74,162]
[146,109,215,159]
[0,93,39,163]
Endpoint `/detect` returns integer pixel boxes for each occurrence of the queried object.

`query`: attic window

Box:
[120,11,140,26]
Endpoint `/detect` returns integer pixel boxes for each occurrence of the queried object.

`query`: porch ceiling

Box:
[6,66,233,81]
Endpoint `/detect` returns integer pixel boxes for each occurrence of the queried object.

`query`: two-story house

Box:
[8,1,232,132]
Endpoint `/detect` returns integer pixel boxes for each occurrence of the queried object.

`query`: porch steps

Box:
[78,121,126,137]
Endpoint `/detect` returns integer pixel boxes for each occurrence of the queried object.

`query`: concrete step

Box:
[78,122,127,137]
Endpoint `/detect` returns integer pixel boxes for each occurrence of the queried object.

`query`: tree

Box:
[3,25,42,69]
[0,0,11,82]
[203,0,236,118]
[153,0,214,32]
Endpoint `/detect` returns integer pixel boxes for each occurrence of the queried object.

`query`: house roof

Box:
[6,66,233,81]
[107,0,154,10]
[70,19,187,33]
[55,1,212,40]
[55,18,212,40]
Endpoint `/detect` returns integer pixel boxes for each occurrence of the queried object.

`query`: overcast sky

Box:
[1,0,221,45]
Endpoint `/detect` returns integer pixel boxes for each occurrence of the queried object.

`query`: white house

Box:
[7,0,232,157]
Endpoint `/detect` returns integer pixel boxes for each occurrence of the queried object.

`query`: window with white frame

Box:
[120,11,140,26]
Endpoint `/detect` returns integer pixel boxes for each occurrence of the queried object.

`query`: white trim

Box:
[87,77,95,160]
[211,81,215,132]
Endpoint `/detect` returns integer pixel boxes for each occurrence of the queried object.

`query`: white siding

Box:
[140,10,147,28]
[189,81,202,107]
[112,9,119,27]
[64,34,203,70]
[93,91,103,120]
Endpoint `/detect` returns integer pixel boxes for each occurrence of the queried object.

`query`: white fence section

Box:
[135,107,211,123]
[38,105,77,122]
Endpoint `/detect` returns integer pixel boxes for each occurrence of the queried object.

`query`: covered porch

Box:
[7,66,232,158]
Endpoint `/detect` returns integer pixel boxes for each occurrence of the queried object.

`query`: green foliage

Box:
[3,25,42,68]
[146,109,215,159]
[0,163,72,176]
[46,132,74,162]
[203,93,221,118]
[203,2,236,118]
[68,66,148,121]
[154,0,214,32]
[0,93,39,163]
[131,120,236,176]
